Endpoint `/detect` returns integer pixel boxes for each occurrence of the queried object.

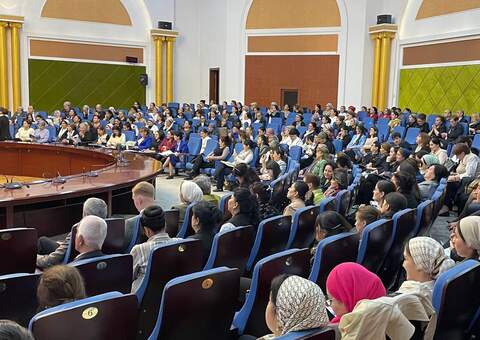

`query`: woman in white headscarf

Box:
[398,236,456,300]
[453,216,480,260]
[171,181,204,228]
[260,275,329,339]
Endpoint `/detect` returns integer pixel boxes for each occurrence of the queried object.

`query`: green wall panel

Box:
[29,59,146,112]
[398,64,480,114]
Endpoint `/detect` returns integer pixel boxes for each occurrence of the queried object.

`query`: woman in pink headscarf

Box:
[326,262,386,323]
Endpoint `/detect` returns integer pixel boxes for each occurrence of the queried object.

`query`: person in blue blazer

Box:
[137,127,154,150]
[164,131,188,179]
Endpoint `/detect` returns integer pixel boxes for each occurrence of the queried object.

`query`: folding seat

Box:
[135,239,204,340]
[185,138,217,170]
[432,260,480,340]
[335,189,352,216]
[134,122,146,130]
[189,132,200,140]
[219,193,232,222]
[288,145,303,162]
[362,117,374,130]
[275,327,336,339]
[124,130,136,142]
[245,215,292,273]
[267,121,282,135]
[377,123,389,142]
[318,197,336,213]
[376,118,389,129]
[270,175,286,207]
[413,200,434,236]
[357,111,367,121]
[286,205,320,249]
[302,113,312,124]
[309,232,359,292]
[47,125,57,142]
[175,136,201,171]
[332,139,343,153]
[391,125,406,139]
[460,122,469,136]
[63,218,126,263]
[203,226,256,274]
[472,133,480,153]
[286,112,295,125]
[147,267,240,340]
[233,248,311,337]
[297,126,308,138]
[356,219,394,275]
[404,127,420,146]
[176,203,195,238]
[427,114,437,129]
[378,208,416,289]
[167,102,180,110]
[0,272,40,327]
[164,209,180,237]
[252,122,264,134]
[0,228,37,275]
[70,254,132,296]
[29,292,138,340]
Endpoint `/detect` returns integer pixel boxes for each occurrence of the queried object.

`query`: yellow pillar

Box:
[154,36,164,105]
[165,37,175,103]
[378,32,393,111]
[10,22,22,111]
[0,22,9,108]
[371,34,382,108]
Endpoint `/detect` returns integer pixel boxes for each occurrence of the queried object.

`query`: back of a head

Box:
[180,181,204,204]
[251,182,272,204]
[132,181,155,200]
[377,180,396,195]
[356,206,381,226]
[140,205,166,233]
[316,211,352,236]
[266,160,281,179]
[293,181,309,201]
[82,197,108,218]
[77,215,108,250]
[0,320,33,340]
[384,192,408,214]
[393,171,416,194]
[304,173,320,189]
[37,265,86,310]
[233,187,259,224]
[192,175,211,195]
[192,201,222,232]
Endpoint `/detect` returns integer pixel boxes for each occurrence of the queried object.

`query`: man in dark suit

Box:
[73,215,107,262]
[0,107,11,141]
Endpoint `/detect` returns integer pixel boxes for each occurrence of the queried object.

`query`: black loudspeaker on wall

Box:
[139,74,148,86]
[377,14,393,24]
[158,21,172,30]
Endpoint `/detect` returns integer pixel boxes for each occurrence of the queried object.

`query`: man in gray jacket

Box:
[36,197,108,269]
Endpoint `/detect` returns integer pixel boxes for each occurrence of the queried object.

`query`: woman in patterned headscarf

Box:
[398,237,455,300]
[453,216,480,260]
[261,275,329,339]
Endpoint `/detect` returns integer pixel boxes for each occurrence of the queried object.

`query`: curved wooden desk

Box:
[0,142,161,236]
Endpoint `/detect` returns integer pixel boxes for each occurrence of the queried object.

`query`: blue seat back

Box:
[0,272,40,327]
[233,248,310,336]
[318,197,336,213]
[404,127,420,145]
[332,139,343,153]
[219,193,232,222]
[309,232,359,292]
[70,254,132,297]
[432,260,480,340]
[356,219,393,275]
[124,130,136,142]
[204,226,256,275]
[147,267,240,340]
[335,189,352,216]
[297,126,308,137]
[187,136,201,155]
[413,200,434,236]
[286,205,320,249]
[30,292,138,340]
[177,203,195,238]
[427,114,437,129]
[246,215,291,272]
[472,133,480,152]
[136,239,203,340]
[289,145,303,162]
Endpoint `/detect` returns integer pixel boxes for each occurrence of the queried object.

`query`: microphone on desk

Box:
[115,143,130,167]
[2,175,26,190]
[51,171,67,185]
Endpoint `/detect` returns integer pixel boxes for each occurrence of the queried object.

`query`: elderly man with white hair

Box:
[73,215,107,262]
[37,197,108,269]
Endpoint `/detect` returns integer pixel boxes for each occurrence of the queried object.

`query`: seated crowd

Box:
[1,99,480,339]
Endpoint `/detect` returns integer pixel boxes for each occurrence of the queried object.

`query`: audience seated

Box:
[171,181,203,228]
[391,172,420,209]
[0,320,34,340]
[163,131,188,179]
[324,168,348,197]
[125,181,155,248]
[36,197,108,269]
[326,262,386,324]
[452,216,480,260]
[419,164,449,200]
[130,205,181,292]
[379,192,408,219]
[187,135,231,179]
[304,145,330,178]
[73,215,107,262]
[36,265,86,311]
[319,162,336,192]
[215,139,254,191]
[258,275,329,340]
[15,121,34,142]
[304,173,325,205]
[192,175,220,205]
[283,181,309,217]
[311,211,352,258]
[251,182,280,220]
[354,206,381,235]
[221,187,260,231]
[34,121,49,143]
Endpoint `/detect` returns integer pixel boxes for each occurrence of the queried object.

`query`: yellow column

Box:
[371,34,382,108]
[165,37,175,103]
[0,22,9,108]
[377,32,394,111]
[154,36,164,104]
[10,22,22,111]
